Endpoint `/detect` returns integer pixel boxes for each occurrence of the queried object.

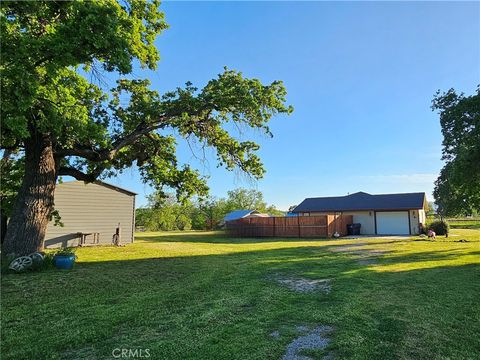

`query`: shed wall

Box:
[44,181,135,248]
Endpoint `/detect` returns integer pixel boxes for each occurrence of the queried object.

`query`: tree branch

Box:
[58,166,99,182]
[0,139,22,152]
[55,146,104,161]
[109,122,160,157]
[55,120,164,161]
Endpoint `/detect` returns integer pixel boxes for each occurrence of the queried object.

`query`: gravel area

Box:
[276,278,332,294]
[329,242,389,266]
[330,243,390,257]
[342,235,409,240]
[295,325,310,333]
[366,249,390,255]
[282,325,333,360]
[330,243,368,253]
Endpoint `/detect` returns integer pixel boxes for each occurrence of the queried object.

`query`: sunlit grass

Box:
[2,228,479,359]
[76,229,480,269]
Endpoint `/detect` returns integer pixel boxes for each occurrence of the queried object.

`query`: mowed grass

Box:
[447,220,480,229]
[1,229,479,360]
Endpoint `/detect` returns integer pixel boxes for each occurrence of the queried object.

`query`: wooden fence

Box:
[226,214,353,238]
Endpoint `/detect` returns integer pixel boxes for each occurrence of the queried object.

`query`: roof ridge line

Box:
[370,191,426,196]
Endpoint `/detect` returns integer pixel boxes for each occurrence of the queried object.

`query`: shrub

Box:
[53,247,76,257]
[39,252,55,270]
[428,220,450,236]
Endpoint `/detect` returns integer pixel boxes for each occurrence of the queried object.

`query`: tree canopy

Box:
[0,0,292,255]
[135,187,285,231]
[224,188,266,212]
[432,87,480,216]
[2,0,292,197]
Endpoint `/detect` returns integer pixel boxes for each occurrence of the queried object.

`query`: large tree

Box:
[1,1,292,255]
[196,197,228,230]
[224,188,268,211]
[432,87,480,216]
[224,188,284,215]
[136,193,193,231]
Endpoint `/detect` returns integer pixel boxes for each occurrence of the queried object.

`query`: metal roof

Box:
[223,210,257,221]
[292,192,426,212]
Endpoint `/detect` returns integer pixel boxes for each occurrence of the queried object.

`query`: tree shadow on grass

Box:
[135,231,333,244]
[136,231,477,247]
[1,243,479,360]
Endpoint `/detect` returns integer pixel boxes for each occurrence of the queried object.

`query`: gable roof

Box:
[292,192,426,213]
[58,180,137,196]
[223,210,258,221]
[94,181,137,196]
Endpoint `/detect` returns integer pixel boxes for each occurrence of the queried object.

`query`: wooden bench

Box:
[77,232,100,246]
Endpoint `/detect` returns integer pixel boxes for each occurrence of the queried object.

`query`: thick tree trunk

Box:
[2,133,58,256]
[0,211,7,244]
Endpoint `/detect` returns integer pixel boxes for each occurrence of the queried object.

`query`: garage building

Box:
[44,181,136,248]
[292,191,427,235]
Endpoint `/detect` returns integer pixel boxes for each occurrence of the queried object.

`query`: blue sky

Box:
[103,1,479,210]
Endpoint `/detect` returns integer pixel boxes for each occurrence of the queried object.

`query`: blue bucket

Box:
[54,255,76,270]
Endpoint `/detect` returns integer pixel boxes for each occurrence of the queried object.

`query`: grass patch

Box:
[448,220,480,229]
[1,229,479,359]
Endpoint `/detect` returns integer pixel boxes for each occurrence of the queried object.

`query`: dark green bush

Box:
[42,252,56,268]
[428,220,450,236]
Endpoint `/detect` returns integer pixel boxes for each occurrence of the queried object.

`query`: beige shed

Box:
[44,181,136,248]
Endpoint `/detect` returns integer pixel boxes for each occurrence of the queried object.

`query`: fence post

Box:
[298,215,301,237]
[273,216,276,237]
[327,215,332,237]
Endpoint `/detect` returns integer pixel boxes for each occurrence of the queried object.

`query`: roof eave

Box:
[94,181,137,196]
[292,207,424,213]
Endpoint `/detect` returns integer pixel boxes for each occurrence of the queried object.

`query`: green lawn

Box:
[2,229,479,359]
[447,220,480,229]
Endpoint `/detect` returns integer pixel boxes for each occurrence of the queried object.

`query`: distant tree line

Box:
[135,188,284,231]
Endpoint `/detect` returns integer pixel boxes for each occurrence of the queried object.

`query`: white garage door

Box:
[376,211,410,235]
